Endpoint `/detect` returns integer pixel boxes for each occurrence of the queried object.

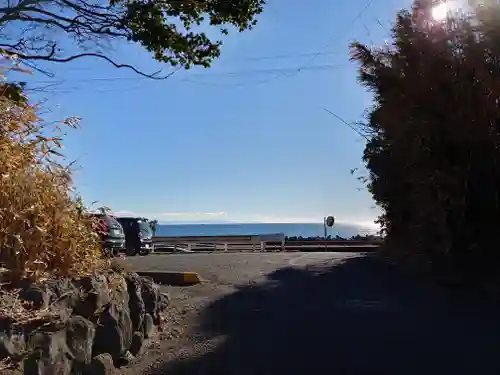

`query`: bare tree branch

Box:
[20,50,179,79]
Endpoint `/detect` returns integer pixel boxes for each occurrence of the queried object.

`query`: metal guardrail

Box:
[153,234,285,252]
[152,238,379,253]
[153,233,285,244]
[154,242,280,252]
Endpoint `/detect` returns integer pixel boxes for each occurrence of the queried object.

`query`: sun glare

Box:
[432,2,448,20]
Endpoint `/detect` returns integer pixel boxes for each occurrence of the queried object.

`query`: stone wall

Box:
[0,270,169,375]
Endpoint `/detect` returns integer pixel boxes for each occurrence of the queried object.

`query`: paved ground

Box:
[120,252,363,283]
[120,252,500,375]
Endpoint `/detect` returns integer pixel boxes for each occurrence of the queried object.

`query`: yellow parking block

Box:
[182,272,202,284]
[136,271,203,286]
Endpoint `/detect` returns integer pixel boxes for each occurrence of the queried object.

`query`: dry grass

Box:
[0,288,59,325]
[0,69,103,282]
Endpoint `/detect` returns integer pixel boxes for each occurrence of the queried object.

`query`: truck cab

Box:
[116,216,154,256]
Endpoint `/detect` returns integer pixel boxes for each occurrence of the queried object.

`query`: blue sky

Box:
[20,0,412,225]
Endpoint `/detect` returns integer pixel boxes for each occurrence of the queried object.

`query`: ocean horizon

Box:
[155,222,379,238]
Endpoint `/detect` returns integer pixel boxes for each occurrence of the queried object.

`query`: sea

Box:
[155,222,379,239]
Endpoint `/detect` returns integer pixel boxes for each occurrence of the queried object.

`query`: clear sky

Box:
[23,0,412,225]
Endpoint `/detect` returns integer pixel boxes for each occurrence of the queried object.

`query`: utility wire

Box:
[301,0,375,70]
[323,107,369,140]
[30,63,348,84]
[28,71,337,94]
[58,51,344,73]
[262,0,376,85]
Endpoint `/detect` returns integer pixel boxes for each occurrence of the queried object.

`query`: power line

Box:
[58,50,344,73]
[27,63,350,86]
[323,107,369,140]
[264,0,376,85]
[302,0,375,69]
[28,69,339,94]
[236,50,341,61]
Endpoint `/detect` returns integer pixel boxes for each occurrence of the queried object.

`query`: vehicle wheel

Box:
[139,249,150,256]
[126,246,136,256]
[112,248,119,257]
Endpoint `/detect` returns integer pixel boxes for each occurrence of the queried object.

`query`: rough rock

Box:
[93,303,132,364]
[19,284,51,310]
[73,274,110,319]
[106,273,129,307]
[24,329,73,375]
[87,353,114,375]
[19,278,80,316]
[0,327,25,359]
[124,273,145,333]
[119,350,134,366]
[66,316,95,365]
[142,313,155,339]
[140,277,161,325]
[129,331,146,357]
[47,279,80,312]
[159,292,170,312]
[1,271,167,374]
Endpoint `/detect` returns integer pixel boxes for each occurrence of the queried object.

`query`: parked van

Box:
[116,217,154,256]
[88,213,125,256]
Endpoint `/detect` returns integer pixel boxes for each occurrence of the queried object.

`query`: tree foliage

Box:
[350,0,500,279]
[0,81,27,104]
[0,0,265,77]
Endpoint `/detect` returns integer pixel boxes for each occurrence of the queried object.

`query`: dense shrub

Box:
[351,0,500,281]
[0,74,101,281]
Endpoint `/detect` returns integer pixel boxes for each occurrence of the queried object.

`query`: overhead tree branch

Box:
[0,0,266,78]
[20,50,179,79]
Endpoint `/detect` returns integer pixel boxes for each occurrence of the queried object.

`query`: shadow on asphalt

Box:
[151,255,500,375]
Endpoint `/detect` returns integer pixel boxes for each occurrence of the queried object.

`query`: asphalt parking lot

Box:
[119,252,500,375]
[120,252,362,284]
